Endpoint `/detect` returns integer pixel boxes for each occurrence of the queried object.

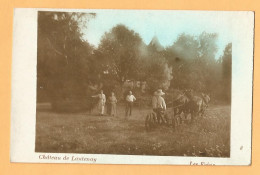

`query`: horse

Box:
[182,89,208,119]
[172,91,199,123]
[144,90,208,131]
[200,93,210,116]
[201,93,210,106]
[145,111,158,131]
[184,90,212,118]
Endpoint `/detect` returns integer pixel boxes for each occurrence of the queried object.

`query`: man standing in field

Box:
[152,89,167,124]
[125,91,136,119]
[92,90,106,116]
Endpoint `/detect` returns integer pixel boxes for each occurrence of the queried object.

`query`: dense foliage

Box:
[37,12,232,109]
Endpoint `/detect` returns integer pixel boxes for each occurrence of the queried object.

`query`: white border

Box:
[10,8,254,165]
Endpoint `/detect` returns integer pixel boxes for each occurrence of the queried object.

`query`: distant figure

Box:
[152,89,167,124]
[201,93,210,107]
[109,92,117,117]
[92,90,106,116]
[125,91,136,118]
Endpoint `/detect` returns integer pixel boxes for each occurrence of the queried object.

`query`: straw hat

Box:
[154,89,165,96]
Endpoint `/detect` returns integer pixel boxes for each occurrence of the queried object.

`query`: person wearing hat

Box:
[152,89,167,124]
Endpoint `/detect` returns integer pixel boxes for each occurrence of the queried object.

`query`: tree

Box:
[167,33,200,61]
[198,32,218,62]
[165,32,220,93]
[221,43,232,102]
[142,39,173,93]
[97,25,144,87]
[145,54,173,93]
[197,32,220,94]
[37,12,95,105]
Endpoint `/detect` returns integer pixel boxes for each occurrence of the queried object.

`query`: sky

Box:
[81,10,234,59]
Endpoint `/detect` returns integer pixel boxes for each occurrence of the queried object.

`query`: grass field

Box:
[35,103,230,157]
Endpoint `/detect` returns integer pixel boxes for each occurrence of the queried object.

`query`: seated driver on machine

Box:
[152,89,167,124]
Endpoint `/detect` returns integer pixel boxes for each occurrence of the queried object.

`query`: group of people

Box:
[91,89,168,121]
[92,90,137,118]
[91,88,211,125]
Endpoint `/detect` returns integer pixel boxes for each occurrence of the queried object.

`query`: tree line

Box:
[37,12,231,110]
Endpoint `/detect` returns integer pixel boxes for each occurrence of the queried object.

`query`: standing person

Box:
[92,90,106,116]
[152,89,167,124]
[125,91,136,119]
[109,92,117,117]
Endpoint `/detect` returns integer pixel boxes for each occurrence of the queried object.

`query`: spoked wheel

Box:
[145,112,157,131]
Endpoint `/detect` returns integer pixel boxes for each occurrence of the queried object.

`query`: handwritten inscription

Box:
[39,154,97,163]
[190,161,215,166]
[71,156,97,162]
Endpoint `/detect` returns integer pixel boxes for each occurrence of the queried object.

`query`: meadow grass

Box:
[35,104,230,157]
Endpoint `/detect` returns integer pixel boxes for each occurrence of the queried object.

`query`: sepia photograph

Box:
[35,10,232,157]
[10,8,253,165]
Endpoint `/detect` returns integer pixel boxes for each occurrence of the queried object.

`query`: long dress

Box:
[109,96,117,116]
[93,94,106,115]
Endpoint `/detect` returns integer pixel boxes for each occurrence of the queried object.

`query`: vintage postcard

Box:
[10,8,254,165]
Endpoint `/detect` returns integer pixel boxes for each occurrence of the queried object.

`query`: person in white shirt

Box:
[152,89,166,124]
[92,90,106,116]
[125,91,136,118]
